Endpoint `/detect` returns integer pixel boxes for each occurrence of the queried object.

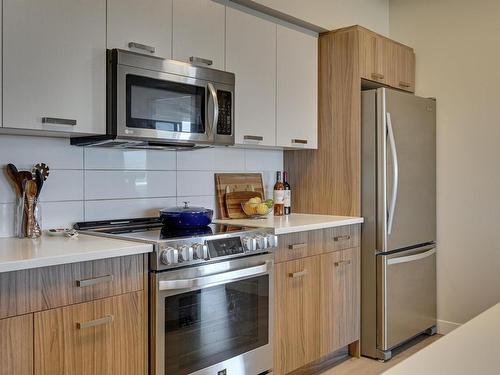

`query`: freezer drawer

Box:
[377,245,437,351]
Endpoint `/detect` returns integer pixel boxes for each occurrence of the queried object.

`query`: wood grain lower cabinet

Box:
[274,256,321,374]
[0,314,33,375]
[320,248,360,356]
[34,291,145,375]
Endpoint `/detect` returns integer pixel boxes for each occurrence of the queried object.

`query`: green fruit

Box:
[265,199,274,209]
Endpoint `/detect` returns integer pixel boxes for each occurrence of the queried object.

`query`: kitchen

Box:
[0,0,498,375]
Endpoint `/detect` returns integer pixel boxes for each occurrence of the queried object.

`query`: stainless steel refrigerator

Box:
[361,87,437,361]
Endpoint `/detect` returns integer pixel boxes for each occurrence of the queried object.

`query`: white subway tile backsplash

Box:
[39,170,84,202]
[85,198,177,221]
[177,171,214,196]
[244,149,283,172]
[41,201,84,230]
[176,147,245,171]
[176,196,217,211]
[0,135,83,169]
[85,170,176,200]
[85,148,176,170]
[0,203,15,237]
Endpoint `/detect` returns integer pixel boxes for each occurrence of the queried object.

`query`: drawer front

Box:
[274,230,323,263]
[324,225,360,252]
[0,255,143,319]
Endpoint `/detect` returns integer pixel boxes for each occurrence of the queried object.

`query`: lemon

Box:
[248,197,262,204]
[256,203,269,215]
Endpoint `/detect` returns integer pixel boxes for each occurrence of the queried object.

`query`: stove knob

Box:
[193,243,209,260]
[256,235,268,250]
[266,234,279,248]
[178,245,194,262]
[160,247,179,265]
[242,237,257,252]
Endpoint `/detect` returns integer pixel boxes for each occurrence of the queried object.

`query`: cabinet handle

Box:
[76,315,114,330]
[189,56,213,66]
[399,81,412,88]
[128,42,156,54]
[288,243,307,250]
[42,117,77,126]
[244,135,264,141]
[76,274,114,288]
[291,139,308,145]
[371,73,385,80]
[334,235,351,242]
[335,260,351,267]
[289,270,307,278]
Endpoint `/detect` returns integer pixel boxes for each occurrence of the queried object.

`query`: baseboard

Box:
[437,319,462,334]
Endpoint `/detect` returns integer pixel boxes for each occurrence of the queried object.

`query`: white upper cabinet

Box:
[173,0,225,69]
[276,25,318,149]
[107,0,173,58]
[226,6,277,147]
[3,0,106,135]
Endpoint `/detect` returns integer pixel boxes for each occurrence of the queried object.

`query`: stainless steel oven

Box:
[71,49,234,149]
[151,253,274,375]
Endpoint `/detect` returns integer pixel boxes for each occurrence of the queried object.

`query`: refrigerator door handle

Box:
[386,112,399,235]
[386,247,436,265]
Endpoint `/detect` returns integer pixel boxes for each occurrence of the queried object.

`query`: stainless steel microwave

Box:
[71,49,235,149]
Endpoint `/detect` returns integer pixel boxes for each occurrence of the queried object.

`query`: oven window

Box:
[164,275,269,375]
[126,74,205,133]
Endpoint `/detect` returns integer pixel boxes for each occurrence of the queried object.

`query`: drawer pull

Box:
[244,135,264,141]
[291,139,308,145]
[371,72,385,80]
[334,235,351,242]
[76,274,114,288]
[128,42,156,54]
[189,56,213,66]
[335,260,351,267]
[76,315,114,330]
[42,117,77,126]
[399,81,412,88]
[288,243,307,250]
[289,270,307,278]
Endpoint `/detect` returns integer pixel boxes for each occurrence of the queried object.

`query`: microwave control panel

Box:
[216,90,233,135]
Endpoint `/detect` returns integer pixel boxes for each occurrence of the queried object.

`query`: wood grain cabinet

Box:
[107,0,173,58]
[274,226,361,374]
[2,0,106,135]
[172,0,225,69]
[34,291,145,375]
[0,314,33,375]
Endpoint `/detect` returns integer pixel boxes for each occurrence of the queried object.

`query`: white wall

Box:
[252,0,389,35]
[390,0,500,333]
[0,135,282,236]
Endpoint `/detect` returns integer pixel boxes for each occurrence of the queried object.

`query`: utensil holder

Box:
[15,195,42,238]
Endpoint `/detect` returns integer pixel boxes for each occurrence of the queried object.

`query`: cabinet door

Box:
[0,314,33,375]
[34,292,145,375]
[275,256,321,374]
[358,30,390,85]
[173,0,225,69]
[226,6,276,147]
[276,25,318,149]
[107,0,172,58]
[320,248,360,355]
[392,44,416,92]
[3,0,106,134]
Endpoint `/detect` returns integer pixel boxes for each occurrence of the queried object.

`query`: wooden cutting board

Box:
[215,173,265,219]
[226,190,263,219]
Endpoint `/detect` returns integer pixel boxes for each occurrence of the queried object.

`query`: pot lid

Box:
[160,201,212,214]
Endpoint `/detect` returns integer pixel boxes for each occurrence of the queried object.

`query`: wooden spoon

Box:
[5,164,22,196]
[24,180,39,238]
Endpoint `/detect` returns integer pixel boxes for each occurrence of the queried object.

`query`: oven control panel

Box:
[156,231,278,270]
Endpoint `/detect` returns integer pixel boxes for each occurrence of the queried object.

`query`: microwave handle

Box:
[207,83,219,136]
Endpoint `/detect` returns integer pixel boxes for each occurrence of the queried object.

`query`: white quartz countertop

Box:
[214,213,363,235]
[0,233,153,273]
[384,303,500,375]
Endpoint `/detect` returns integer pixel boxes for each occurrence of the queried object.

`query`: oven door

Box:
[116,64,225,144]
[152,254,274,375]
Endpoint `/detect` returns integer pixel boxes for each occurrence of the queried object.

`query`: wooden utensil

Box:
[34,163,50,181]
[225,190,263,219]
[24,179,39,238]
[215,173,265,219]
[5,164,22,196]
[34,169,44,199]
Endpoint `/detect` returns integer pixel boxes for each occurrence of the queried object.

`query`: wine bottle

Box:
[273,171,284,216]
[283,171,291,215]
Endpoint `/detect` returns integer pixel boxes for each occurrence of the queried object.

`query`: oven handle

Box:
[158,261,271,291]
[207,82,219,137]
